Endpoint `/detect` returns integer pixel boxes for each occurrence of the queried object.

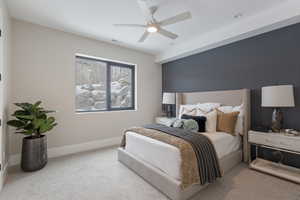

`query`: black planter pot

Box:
[21,135,48,172]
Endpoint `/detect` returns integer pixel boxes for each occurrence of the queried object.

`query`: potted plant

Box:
[7,101,57,172]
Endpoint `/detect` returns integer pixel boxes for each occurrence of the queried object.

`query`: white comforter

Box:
[125,131,241,181]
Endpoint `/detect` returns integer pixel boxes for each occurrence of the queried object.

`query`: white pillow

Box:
[218,104,243,114]
[197,109,217,132]
[179,103,221,118]
[205,110,217,132]
[197,102,221,113]
[218,104,244,135]
[233,104,244,116]
[217,106,233,113]
[179,104,218,132]
[179,104,198,118]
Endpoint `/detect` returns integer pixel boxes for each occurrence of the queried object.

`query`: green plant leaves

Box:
[14,103,33,110]
[33,118,44,129]
[12,110,29,116]
[48,117,55,124]
[7,101,57,137]
[33,101,42,109]
[14,115,34,120]
[16,129,34,135]
[44,110,56,113]
[39,117,57,133]
[7,120,26,128]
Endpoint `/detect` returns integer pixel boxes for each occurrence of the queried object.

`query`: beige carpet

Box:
[1,147,300,200]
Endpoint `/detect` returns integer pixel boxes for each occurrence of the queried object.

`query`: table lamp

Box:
[261,85,295,132]
[162,93,175,118]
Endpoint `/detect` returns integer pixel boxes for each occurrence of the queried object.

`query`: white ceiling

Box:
[6,0,300,63]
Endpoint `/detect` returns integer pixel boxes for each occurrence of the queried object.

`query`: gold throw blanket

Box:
[121,127,201,189]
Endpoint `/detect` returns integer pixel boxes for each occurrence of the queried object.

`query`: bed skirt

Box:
[118,148,242,200]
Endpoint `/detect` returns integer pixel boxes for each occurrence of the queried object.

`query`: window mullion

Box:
[106,63,111,110]
[131,67,135,109]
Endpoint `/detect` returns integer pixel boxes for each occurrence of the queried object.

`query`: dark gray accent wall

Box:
[162,23,300,130]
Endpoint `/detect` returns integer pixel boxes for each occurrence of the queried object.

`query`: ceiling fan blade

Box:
[138,31,150,43]
[137,0,154,22]
[158,28,178,40]
[159,12,192,26]
[114,24,146,28]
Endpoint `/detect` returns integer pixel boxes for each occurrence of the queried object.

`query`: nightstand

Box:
[248,130,300,184]
[155,117,176,127]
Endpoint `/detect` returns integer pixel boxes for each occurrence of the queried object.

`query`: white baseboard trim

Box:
[9,136,122,167]
[0,163,8,191]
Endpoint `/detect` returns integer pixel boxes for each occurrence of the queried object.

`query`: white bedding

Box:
[125,131,241,181]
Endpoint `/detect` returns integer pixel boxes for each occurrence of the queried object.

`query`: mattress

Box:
[125,131,241,181]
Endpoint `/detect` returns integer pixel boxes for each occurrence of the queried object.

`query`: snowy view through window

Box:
[75,56,134,112]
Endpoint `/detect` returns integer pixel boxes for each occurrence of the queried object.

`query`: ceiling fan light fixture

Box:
[115,3,192,42]
[147,25,158,33]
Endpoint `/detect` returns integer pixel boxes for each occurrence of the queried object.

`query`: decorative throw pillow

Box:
[182,119,199,132]
[181,114,206,132]
[196,109,217,132]
[218,104,244,135]
[172,119,184,128]
[216,109,240,135]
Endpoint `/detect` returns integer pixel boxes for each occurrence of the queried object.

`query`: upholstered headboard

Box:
[175,89,251,162]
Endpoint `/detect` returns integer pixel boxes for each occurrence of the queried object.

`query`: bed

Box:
[118,89,251,200]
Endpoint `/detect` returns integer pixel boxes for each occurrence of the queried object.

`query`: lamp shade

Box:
[261,85,295,107]
[162,93,175,105]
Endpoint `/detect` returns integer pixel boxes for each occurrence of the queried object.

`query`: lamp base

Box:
[271,108,283,132]
[166,104,172,118]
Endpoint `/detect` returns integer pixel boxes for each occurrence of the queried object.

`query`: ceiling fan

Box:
[114,0,192,43]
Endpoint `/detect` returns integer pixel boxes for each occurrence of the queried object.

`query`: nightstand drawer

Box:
[249,131,300,152]
[249,134,280,146]
[276,138,300,152]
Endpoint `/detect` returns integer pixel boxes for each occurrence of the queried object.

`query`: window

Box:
[75,55,135,112]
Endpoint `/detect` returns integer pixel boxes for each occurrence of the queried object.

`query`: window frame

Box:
[75,55,136,113]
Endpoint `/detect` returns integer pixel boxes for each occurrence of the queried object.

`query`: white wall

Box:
[0,0,11,189]
[10,19,162,155]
